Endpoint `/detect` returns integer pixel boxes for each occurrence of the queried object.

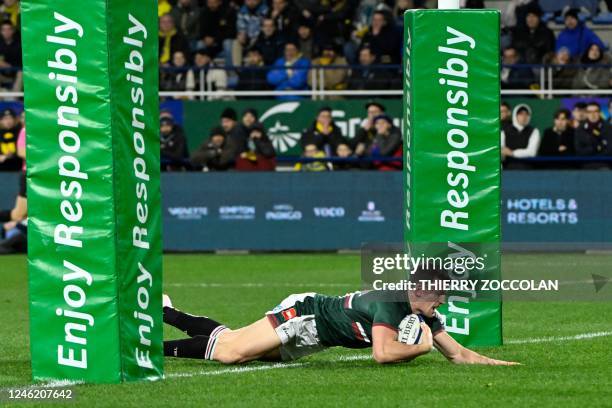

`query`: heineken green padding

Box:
[22,0,163,382]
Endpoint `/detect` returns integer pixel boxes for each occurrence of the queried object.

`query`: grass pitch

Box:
[1,253,611,407]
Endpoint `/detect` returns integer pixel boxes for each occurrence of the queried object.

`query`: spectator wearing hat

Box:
[352,102,385,166]
[574,102,612,169]
[511,5,555,64]
[160,116,189,171]
[235,109,276,171]
[347,47,390,92]
[368,114,402,171]
[546,47,579,90]
[0,20,22,93]
[190,48,229,100]
[254,18,286,66]
[267,41,311,100]
[190,127,236,171]
[294,144,332,172]
[307,44,348,98]
[237,47,272,95]
[0,108,22,171]
[556,8,605,59]
[501,103,541,169]
[219,107,248,156]
[301,106,347,157]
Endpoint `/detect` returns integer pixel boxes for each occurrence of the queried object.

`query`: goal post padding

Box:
[22,0,163,382]
[403,9,502,346]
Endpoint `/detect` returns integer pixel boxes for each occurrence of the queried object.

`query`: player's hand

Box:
[486,358,521,366]
[419,323,433,353]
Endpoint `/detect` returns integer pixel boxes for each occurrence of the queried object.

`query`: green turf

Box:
[1,254,611,407]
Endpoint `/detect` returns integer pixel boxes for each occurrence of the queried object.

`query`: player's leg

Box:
[211,317,283,364]
[162,294,228,338]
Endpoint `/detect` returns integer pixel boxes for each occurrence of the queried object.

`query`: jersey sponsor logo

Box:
[282,307,297,321]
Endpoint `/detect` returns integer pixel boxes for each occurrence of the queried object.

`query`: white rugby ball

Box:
[397,314,423,345]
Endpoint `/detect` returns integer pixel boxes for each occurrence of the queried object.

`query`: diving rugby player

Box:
[163,274,518,366]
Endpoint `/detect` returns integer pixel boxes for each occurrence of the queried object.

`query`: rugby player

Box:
[163,273,518,366]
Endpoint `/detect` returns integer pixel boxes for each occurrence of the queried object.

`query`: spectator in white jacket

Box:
[501,103,541,169]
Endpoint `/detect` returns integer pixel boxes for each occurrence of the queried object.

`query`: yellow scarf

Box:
[159,28,177,64]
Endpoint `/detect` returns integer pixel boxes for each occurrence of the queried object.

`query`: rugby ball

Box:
[397,314,424,345]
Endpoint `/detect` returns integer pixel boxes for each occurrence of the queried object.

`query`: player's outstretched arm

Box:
[433,331,520,366]
[371,323,433,364]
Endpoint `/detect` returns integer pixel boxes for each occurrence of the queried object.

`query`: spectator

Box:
[353,101,385,162]
[199,0,237,58]
[159,13,190,66]
[301,106,346,156]
[368,114,402,171]
[160,117,189,171]
[511,6,555,64]
[0,0,20,28]
[571,102,587,128]
[501,0,538,29]
[307,44,348,96]
[501,47,536,89]
[254,18,286,66]
[572,44,612,90]
[574,102,612,168]
[547,47,578,90]
[294,144,332,172]
[219,107,248,156]
[160,51,193,93]
[266,41,311,100]
[0,20,22,92]
[501,104,541,168]
[236,47,271,93]
[268,0,299,38]
[170,0,201,45]
[347,47,389,91]
[312,0,354,47]
[555,8,605,59]
[0,108,21,171]
[235,109,276,171]
[500,101,512,127]
[233,0,269,66]
[190,127,235,171]
[360,10,401,64]
[191,49,229,99]
[334,143,356,170]
[539,109,575,156]
[296,18,316,60]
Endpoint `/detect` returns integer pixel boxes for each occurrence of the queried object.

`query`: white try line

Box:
[504,330,612,345]
[167,362,304,378]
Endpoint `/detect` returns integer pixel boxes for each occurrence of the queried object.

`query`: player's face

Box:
[409,290,445,318]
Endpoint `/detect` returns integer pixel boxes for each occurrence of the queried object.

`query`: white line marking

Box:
[167,362,304,378]
[505,330,612,345]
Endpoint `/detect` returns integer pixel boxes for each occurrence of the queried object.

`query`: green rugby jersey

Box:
[313,290,445,348]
